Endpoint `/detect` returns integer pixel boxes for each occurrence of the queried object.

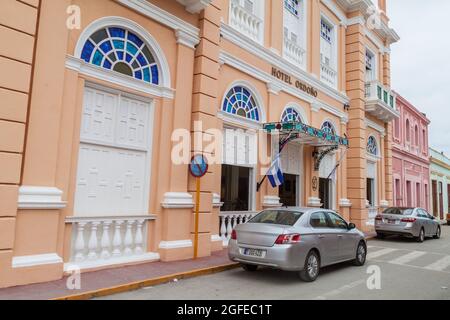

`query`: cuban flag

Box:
[267,155,284,188]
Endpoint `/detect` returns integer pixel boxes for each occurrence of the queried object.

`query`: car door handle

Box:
[318,235,325,239]
[338,235,343,238]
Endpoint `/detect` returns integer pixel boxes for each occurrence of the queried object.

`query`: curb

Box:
[52,262,239,300]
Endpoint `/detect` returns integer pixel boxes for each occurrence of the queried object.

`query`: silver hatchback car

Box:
[228,208,367,282]
[375,207,441,242]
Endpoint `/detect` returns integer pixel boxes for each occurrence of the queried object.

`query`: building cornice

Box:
[430,157,450,171]
[392,147,431,166]
[116,0,200,41]
[220,23,350,105]
[66,55,175,99]
[365,118,386,136]
[176,0,212,14]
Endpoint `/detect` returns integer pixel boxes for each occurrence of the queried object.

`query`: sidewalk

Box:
[0,250,237,300]
[0,233,379,300]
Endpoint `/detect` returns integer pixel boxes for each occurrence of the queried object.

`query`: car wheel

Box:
[299,250,320,282]
[241,264,258,272]
[376,232,385,239]
[434,226,441,239]
[417,228,425,243]
[352,241,367,266]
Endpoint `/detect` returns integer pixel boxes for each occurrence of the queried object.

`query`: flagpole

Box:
[326,147,348,180]
[256,132,294,192]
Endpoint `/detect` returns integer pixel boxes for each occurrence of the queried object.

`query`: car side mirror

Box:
[348,223,356,230]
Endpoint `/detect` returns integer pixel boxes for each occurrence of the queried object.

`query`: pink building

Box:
[392,93,431,210]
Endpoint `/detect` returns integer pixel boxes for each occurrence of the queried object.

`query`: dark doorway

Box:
[447,184,450,213]
[221,165,250,212]
[319,178,331,209]
[279,174,297,207]
[439,182,444,220]
[432,180,438,217]
[367,178,375,207]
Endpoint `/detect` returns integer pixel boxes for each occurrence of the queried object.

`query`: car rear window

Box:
[382,208,413,216]
[249,210,304,226]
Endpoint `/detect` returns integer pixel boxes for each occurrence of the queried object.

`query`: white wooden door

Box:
[74,86,152,216]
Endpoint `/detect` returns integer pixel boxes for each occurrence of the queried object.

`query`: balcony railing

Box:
[219,212,257,246]
[229,0,262,43]
[283,37,306,68]
[66,215,158,270]
[320,63,337,89]
[365,80,399,122]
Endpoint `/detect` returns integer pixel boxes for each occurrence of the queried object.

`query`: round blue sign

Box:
[189,154,208,178]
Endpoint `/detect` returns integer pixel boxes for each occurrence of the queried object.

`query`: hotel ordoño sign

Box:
[271,67,318,98]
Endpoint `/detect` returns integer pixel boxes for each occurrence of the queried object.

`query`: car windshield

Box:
[249,210,304,226]
[383,208,414,216]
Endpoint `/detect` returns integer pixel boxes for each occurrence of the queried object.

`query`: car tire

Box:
[433,226,441,239]
[376,233,385,239]
[241,264,258,272]
[417,228,425,243]
[299,250,320,282]
[352,241,367,266]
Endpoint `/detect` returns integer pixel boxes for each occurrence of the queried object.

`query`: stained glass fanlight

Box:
[222,86,261,122]
[80,27,159,85]
[367,136,378,155]
[281,107,302,123]
[321,121,336,136]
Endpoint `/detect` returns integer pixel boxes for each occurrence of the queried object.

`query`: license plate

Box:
[242,248,266,258]
[388,219,399,225]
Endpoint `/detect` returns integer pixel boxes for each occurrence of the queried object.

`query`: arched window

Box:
[281,107,302,123]
[321,121,336,136]
[406,119,410,142]
[415,125,419,146]
[367,136,378,156]
[222,86,261,121]
[80,27,160,85]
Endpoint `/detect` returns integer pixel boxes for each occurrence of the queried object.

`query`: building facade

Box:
[429,148,450,221]
[392,93,430,210]
[0,0,399,288]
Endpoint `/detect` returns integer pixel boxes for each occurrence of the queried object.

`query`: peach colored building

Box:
[0,0,399,288]
[392,93,430,211]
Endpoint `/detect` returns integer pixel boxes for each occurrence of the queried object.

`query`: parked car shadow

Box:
[228,262,360,285]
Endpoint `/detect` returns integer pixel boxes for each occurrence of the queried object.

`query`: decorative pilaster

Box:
[345,23,368,230]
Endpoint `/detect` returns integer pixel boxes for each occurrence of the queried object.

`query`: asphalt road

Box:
[98,225,450,300]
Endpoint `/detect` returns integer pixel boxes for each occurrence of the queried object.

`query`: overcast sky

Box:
[389,0,450,155]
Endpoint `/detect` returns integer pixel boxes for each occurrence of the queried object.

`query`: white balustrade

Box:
[320,63,337,88]
[219,212,257,246]
[66,215,157,270]
[229,0,262,43]
[367,207,379,226]
[284,37,306,68]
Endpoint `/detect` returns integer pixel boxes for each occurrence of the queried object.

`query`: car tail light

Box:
[231,230,237,240]
[401,217,417,223]
[275,234,301,245]
[375,215,383,221]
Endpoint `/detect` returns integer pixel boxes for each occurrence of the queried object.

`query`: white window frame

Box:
[365,47,377,82]
[75,82,155,217]
[319,13,338,71]
[282,0,308,68]
[222,125,258,212]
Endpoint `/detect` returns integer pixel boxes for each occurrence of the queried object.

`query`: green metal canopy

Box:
[263,121,349,148]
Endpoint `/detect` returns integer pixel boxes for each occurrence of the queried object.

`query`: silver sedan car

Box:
[375,207,441,242]
[228,208,367,282]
